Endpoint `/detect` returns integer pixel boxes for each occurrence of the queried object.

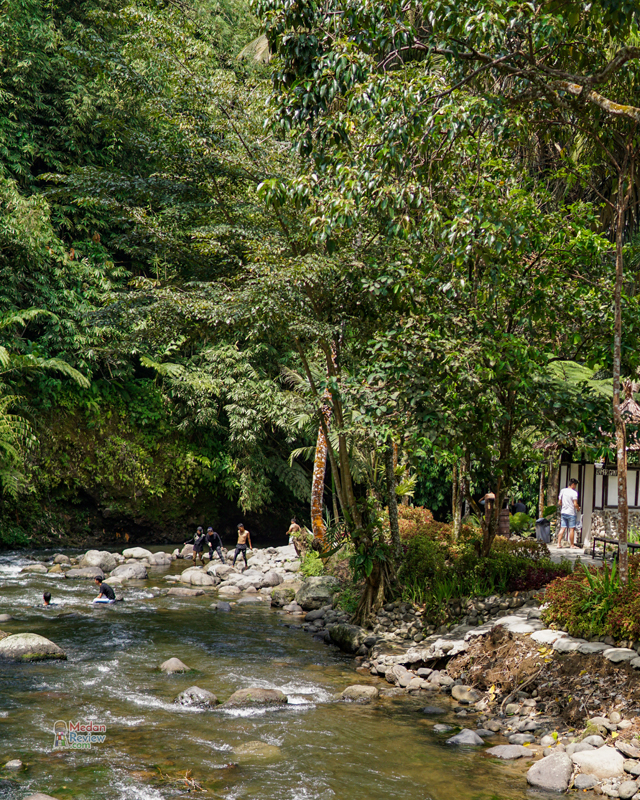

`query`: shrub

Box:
[397,505,453,542]
[543,557,640,640]
[300,551,325,578]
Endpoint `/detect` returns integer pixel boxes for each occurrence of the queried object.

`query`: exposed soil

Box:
[448,625,640,729]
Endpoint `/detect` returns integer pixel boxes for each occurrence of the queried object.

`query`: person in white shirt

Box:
[557,479,580,548]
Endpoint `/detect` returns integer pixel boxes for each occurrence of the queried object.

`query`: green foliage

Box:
[399,523,571,621]
[300,551,325,578]
[335,585,359,616]
[509,513,534,535]
[542,558,640,640]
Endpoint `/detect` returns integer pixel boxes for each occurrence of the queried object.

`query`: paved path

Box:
[547,543,602,568]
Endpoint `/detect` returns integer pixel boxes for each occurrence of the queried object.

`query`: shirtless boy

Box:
[232,523,252,570]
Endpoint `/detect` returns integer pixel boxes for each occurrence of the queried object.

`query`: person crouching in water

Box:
[93,577,116,603]
[206,527,225,564]
[232,523,252,570]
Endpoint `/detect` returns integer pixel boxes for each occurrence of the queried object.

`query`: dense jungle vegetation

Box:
[2,0,640,619]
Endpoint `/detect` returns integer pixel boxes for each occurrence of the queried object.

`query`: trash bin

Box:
[535,518,551,543]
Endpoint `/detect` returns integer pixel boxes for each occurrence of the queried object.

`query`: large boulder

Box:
[65,567,104,580]
[180,568,215,587]
[122,547,153,560]
[80,550,117,573]
[167,587,205,597]
[295,576,340,610]
[110,563,148,581]
[21,563,48,574]
[181,544,194,558]
[159,657,192,674]
[222,687,287,708]
[147,552,172,567]
[527,752,573,792]
[327,624,366,654]
[271,583,301,607]
[207,563,233,579]
[340,685,379,702]
[261,571,283,588]
[53,554,70,564]
[174,686,218,708]
[24,795,61,800]
[571,746,625,779]
[446,729,484,746]
[0,633,66,662]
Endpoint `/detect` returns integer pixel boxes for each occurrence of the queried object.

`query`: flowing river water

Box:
[0,549,532,800]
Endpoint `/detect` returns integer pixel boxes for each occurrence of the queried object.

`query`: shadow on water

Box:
[0,552,532,799]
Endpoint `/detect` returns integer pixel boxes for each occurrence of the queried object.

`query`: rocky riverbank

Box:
[17,544,640,796]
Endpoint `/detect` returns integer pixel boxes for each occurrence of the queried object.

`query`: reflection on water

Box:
[0,551,530,799]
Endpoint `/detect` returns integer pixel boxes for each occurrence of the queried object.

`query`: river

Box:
[0,549,531,799]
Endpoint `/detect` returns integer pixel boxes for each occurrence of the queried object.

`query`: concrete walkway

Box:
[547,543,602,568]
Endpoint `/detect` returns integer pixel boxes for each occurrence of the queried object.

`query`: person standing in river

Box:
[185,526,206,564]
[205,527,225,564]
[232,523,252,570]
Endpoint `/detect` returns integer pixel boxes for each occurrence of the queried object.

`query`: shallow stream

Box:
[0,550,532,799]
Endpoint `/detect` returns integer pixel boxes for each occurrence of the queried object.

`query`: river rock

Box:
[451,685,482,704]
[48,564,63,574]
[446,729,484,746]
[508,733,535,745]
[617,741,640,759]
[122,547,153,560]
[53,554,70,564]
[110,563,148,581]
[572,746,625,779]
[180,568,215,587]
[295,576,340,610]
[433,724,453,733]
[603,648,638,663]
[80,550,117,573]
[167,587,205,597]
[3,759,22,770]
[527,752,572,792]
[24,795,61,800]
[233,741,281,759]
[0,614,11,622]
[147,552,172,566]
[261,570,283,587]
[21,563,48,574]
[0,633,66,662]
[574,774,598,790]
[174,686,218,708]
[222,687,287,707]
[340,685,379,702]
[159,657,192,674]
[218,585,241,596]
[327,623,365,654]
[181,544,194,558]
[422,706,446,715]
[486,745,532,760]
[65,566,104,579]
[619,780,639,799]
[214,601,232,611]
[206,563,233,579]
[270,584,298,607]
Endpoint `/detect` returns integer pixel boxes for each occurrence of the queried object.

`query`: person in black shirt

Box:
[185,526,206,564]
[93,577,116,602]
[205,527,224,564]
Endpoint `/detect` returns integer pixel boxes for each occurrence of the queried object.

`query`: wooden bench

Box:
[591,535,640,561]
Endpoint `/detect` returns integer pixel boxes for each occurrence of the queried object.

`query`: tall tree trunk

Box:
[311,390,333,543]
[614,159,630,585]
[546,455,560,509]
[452,461,462,540]
[538,466,545,519]
[385,442,402,558]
